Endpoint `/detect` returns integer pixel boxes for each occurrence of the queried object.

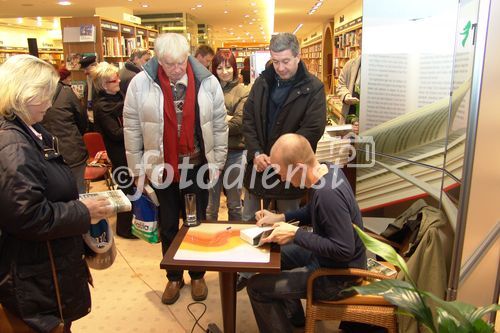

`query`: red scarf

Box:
[158,61,196,182]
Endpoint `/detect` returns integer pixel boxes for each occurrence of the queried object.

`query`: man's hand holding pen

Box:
[255,209,299,245]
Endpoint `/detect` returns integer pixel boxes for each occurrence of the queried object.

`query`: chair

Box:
[305,267,398,333]
[82,132,114,193]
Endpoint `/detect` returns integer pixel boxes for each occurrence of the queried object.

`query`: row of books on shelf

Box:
[334,30,361,49]
[303,52,322,59]
[102,36,150,57]
[303,43,322,53]
[335,47,360,59]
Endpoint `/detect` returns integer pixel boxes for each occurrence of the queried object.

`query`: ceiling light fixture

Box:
[292,23,303,35]
[308,0,323,15]
[141,3,149,8]
[57,1,71,5]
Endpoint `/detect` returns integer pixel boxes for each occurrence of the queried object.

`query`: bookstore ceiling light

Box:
[293,23,303,35]
[308,0,324,15]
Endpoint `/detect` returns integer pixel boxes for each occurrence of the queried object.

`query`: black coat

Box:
[119,60,142,95]
[93,91,128,169]
[0,116,92,332]
[242,61,327,199]
[41,82,88,167]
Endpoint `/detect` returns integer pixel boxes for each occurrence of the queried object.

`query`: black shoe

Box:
[236,274,248,292]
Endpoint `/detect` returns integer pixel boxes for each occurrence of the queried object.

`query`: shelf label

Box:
[334,16,363,34]
[101,21,119,32]
[121,25,134,34]
[123,13,141,25]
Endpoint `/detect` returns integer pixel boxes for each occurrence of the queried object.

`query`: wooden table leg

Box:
[219,271,237,333]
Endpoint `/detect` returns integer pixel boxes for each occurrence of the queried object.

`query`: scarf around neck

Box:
[158,61,196,182]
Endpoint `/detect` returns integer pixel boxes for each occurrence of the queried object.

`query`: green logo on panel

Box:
[460,21,472,47]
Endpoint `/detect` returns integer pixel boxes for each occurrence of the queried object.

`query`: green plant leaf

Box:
[424,293,472,327]
[469,304,500,323]
[436,307,463,333]
[353,224,410,278]
[470,318,496,333]
[354,279,436,332]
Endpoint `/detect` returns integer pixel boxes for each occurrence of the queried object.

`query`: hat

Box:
[83,218,117,270]
[59,67,71,81]
[79,55,97,69]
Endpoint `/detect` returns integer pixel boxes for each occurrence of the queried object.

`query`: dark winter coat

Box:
[0,116,92,333]
[93,91,128,169]
[242,61,327,199]
[119,60,142,95]
[41,81,88,167]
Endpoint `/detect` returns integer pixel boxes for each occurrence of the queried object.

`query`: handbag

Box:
[131,193,160,243]
[0,242,65,333]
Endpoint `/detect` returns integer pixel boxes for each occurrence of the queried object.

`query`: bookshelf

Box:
[0,47,63,67]
[333,19,362,94]
[301,41,322,80]
[0,47,28,64]
[60,16,157,94]
[60,16,157,69]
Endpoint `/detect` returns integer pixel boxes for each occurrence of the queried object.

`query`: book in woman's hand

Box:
[80,190,132,213]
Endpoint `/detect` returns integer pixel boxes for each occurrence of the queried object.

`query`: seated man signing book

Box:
[246,133,366,333]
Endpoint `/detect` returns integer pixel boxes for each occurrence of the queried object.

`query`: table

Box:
[160,221,281,333]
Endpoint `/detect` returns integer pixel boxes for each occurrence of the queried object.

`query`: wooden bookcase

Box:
[60,16,157,97]
[60,16,157,71]
[333,20,362,94]
[301,41,323,80]
[0,47,63,67]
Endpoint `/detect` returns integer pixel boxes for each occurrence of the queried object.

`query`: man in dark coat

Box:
[242,32,327,221]
[119,48,151,95]
[80,55,97,131]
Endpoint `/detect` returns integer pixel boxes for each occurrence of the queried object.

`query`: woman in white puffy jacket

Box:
[123,33,227,305]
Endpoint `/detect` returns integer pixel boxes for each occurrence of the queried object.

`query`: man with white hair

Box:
[124,33,228,305]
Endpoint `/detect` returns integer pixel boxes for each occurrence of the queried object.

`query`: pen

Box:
[226,226,232,230]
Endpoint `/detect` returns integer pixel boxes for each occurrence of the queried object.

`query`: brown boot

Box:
[191,278,208,301]
[161,280,185,304]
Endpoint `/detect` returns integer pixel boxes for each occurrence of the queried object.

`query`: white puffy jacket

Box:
[123,56,228,184]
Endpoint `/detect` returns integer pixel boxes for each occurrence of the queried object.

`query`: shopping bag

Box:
[131,193,160,243]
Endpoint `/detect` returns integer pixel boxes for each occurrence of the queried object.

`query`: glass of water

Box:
[184,193,199,227]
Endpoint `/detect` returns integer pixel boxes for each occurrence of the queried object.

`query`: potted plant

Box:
[352,225,499,333]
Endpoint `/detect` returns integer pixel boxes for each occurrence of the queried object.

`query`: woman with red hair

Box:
[206,50,250,221]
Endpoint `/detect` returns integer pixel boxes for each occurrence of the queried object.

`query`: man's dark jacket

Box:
[41,81,88,168]
[119,60,142,95]
[243,61,326,199]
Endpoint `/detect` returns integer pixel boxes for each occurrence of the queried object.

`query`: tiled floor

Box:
[73,180,340,332]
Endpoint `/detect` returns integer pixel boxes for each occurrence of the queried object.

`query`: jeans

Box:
[206,150,244,221]
[153,165,208,282]
[242,189,300,221]
[247,243,361,333]
[246,244,318,333]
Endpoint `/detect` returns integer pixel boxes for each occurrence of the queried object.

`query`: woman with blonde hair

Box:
[0,55,114,332]
[91,62,135,238]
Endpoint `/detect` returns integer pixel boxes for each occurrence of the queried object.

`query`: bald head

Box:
[271,133,316,167]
